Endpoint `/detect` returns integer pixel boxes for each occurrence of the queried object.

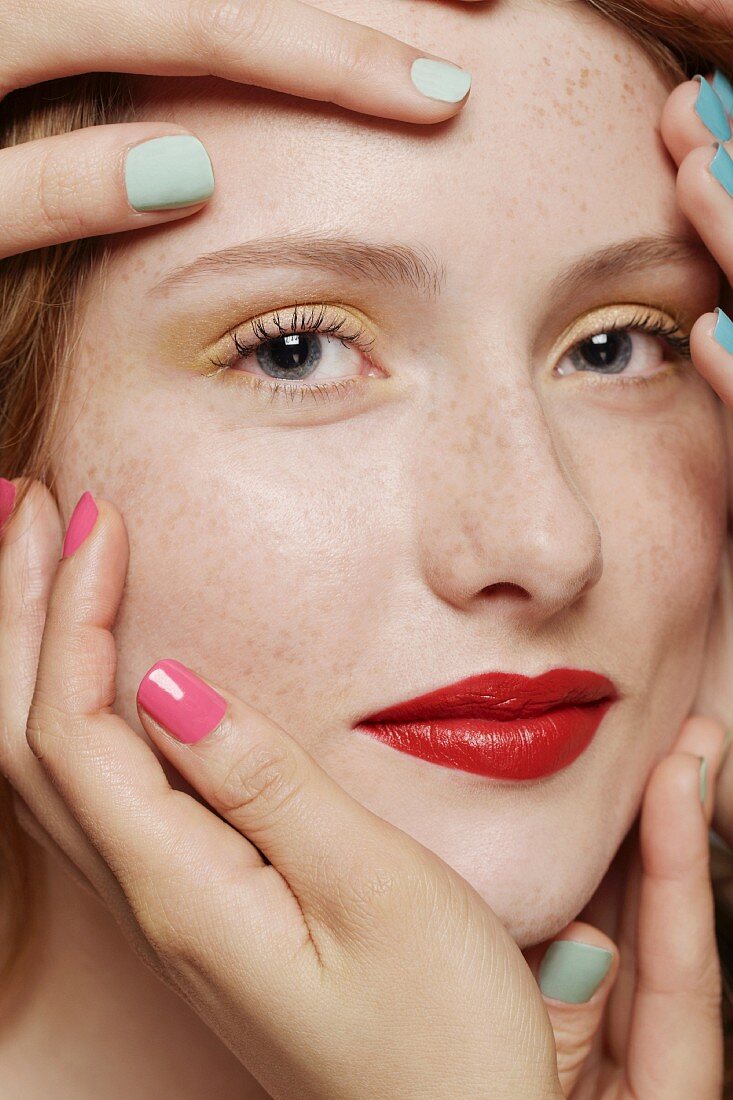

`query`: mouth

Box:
[352,667,619,781]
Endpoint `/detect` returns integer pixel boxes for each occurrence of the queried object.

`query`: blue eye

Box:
[206,302,380,406]
[555,309,692,382]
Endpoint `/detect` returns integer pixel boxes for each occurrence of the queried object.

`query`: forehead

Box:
[121,0,683,293]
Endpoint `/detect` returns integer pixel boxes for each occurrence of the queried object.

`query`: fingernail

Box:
[710,141,733,197]
[61,491,98,559]
[699,755,709,806]
[538,940,613,1004]
[410,58,472,104]
[713,69,733,115]
[0,478,16,537]
[124,135,215,213]
[694,75,732,140]
[713,307,733,356]
[137,658,227,744]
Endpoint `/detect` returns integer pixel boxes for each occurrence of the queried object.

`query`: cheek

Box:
[593,408,726,648]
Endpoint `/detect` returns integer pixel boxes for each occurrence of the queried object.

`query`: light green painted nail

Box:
[410,58,472,104]
[538,940,613,1004]
[699,755,708,807]
[124,135,215,212]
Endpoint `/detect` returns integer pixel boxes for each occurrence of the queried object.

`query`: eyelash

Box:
[205,303,692,407]
[206,304,377,408]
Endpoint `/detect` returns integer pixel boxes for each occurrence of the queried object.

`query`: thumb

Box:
[524,921,618,1097]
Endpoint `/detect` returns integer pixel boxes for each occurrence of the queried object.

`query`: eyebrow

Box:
[149,229,712,301]
[150,231,446,298]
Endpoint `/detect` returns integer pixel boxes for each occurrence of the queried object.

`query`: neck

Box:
[0,833,270,1099]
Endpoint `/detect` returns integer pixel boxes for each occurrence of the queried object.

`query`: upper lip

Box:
[355,668,619,723]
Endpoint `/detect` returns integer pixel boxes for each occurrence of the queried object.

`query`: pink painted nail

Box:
[62,491,98,559]
[0,478,16,536]
[136,658,227,744]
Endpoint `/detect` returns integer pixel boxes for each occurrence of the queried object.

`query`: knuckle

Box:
[128,867,202,971]
[185,0,278,70]
[325,27,381,102]
[31,146,86,241]
[212,737,303,822]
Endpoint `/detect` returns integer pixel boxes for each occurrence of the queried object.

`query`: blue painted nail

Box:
[713,308,733,356]
[713,69,733,115]
[711,142,733,197]
[694,75,732,140]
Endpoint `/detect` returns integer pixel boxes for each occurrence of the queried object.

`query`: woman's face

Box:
[51,0,727,948]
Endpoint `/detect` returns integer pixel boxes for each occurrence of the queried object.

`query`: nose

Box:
[414,378,603,622]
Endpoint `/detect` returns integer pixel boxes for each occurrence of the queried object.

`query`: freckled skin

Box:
[38,0,728,1063]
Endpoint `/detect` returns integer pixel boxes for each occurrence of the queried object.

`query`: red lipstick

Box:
[353,668,618,781]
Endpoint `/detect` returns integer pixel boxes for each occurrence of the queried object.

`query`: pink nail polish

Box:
[136,658,227,744]
[62,491,98,558]
[0,478,16,536]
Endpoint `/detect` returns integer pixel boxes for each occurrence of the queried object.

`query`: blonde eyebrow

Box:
[150,231,446,299]
[149,229,712,301]
[545,232,714,308]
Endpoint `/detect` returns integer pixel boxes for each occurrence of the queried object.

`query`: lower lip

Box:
[355,699,615,780]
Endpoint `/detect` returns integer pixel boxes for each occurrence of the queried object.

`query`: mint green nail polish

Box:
[713,70,733,116]
[694,75,732,141]
[711,142,733,198]
[723,727,733,758]
[699,755,708,806]
[410,58,472,104]
[124,135,215,212]
[538,940,613,1004]
[713,308,733,356]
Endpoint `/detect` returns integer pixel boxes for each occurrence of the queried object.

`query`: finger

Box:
[625,750,724,1099]
[713,725,733,847]
[24,494,403,1013]
[1,0,473,124]
[605,716,728,1066]
[524,921,617,1098]
[0,477,112,897]
[134,656,416,938]
[673,141,733,292]
[0,123,218,260]
[661,77,732,164]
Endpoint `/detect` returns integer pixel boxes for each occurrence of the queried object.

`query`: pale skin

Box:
[0,0,732,1096]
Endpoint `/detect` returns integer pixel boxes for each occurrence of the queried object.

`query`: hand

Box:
[534,713,727,1098]
[0,481,574,1100]
[0,0,478,260]
[656,69,733,849]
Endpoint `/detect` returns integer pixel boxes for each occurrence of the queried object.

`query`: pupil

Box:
[256,333,322,379]
[572,330,632,374]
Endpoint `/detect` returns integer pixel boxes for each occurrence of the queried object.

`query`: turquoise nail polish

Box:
[699,755,708,806]
[124,135,215,212]
[410,58,472,103]
[694,75,732,141]
[713,69,733,116]
[538,940,613,1004]
[711,141,733,197]
[713,308,733,356]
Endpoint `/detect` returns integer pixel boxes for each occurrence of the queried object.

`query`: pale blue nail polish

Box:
[713,308,733,356]
[124,135,215,212]
[711,142,733,197]
[713,70,733,115]
[694,75,732,141]
[410,58,472,103]
[538,940,613,1004]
